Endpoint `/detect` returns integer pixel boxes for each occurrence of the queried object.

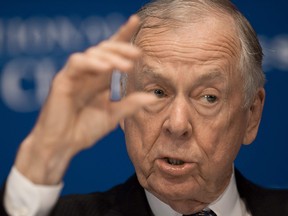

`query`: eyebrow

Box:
[137,65,227,86]
[194,70,227,84]
[140,66,169,81]
[138,66,172,83]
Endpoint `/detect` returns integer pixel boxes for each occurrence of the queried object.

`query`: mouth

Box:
[156,156,196,177]
[165,157,185,166]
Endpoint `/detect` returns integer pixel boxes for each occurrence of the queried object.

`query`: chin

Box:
[148,174,198,197]
[138,171,215,213]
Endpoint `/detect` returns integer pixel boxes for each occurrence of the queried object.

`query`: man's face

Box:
[122,16,256,213]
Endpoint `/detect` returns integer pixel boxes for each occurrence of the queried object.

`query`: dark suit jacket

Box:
[1,169,288,216]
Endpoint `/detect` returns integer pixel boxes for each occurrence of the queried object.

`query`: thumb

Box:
[111,93,157,121]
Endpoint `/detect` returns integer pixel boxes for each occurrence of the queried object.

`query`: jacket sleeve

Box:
[0,182,9,216]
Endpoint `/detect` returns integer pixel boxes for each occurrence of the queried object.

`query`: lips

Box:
[156,157,196,177]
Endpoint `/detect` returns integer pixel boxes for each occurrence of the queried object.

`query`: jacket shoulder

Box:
[235,169,288,216]
[51,183,122,216]
[50,174,152,216]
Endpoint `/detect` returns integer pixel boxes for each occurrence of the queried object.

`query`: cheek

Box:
[124,112,163,174]
[197,109,248,166]
[124,118,143,163]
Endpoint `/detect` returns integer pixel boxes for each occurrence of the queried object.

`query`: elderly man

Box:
[1,0,288,215]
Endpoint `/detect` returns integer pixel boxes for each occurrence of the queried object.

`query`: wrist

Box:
[15,134,74,185]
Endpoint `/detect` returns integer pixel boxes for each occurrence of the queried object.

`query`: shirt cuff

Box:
[4,166,63,216]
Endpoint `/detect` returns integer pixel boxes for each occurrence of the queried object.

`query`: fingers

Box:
[111,15,141,42]
[111,93,157,122]
[53,15,143,105]
[64,41,140,76]
[86,41,141,62]
[85,41,141,73]
[64,15,142,78]
[64,53,112,75]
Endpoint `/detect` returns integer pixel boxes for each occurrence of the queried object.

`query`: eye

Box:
[203,95,218,103]
[153,89,166,98]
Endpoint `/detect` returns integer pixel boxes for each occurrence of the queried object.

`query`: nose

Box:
[163,96,192,139]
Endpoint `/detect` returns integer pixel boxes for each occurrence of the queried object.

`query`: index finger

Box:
[110,15,141,42]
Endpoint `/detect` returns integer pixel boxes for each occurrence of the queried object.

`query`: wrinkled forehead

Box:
[134,15,241,66]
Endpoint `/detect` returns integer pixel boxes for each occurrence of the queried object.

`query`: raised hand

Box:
[14,15,156,185]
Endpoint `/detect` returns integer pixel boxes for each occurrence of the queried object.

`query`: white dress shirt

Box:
[4,167,251,216]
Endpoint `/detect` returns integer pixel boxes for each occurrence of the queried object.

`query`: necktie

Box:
[183,209,217,216]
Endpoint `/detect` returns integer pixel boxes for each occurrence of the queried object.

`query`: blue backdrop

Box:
[1,0,287,195]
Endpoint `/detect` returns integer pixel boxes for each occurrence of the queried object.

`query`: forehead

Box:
[135,15,241,68]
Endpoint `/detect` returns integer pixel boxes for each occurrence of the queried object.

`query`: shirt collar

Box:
[145,170,244,216]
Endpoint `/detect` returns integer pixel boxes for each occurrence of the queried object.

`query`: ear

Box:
[243,88,265,145]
